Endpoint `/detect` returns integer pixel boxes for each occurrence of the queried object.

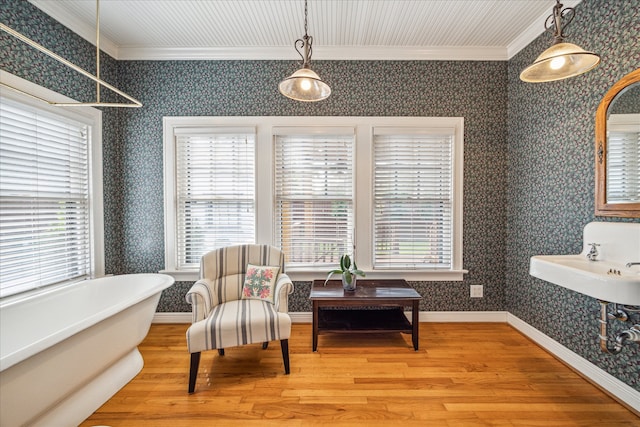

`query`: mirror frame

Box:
[595,68,640,218]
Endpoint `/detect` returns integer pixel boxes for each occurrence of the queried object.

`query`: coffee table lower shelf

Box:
[318,307,412,334]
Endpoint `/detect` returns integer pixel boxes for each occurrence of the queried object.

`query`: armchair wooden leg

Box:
[188,352,201,394]
[280,339,290,375]
[218,348,225,356]
[262,341,269,350]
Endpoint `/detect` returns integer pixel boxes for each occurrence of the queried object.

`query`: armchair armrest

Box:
[273,273,294,313]
[185,279,214,323]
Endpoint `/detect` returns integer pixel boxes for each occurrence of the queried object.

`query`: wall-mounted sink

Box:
[530,255,640,305]
[530,222,640,305]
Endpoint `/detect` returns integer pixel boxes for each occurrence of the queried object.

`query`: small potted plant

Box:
[325,254,365,291]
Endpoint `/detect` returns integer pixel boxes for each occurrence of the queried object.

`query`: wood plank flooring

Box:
[80,323,640,426]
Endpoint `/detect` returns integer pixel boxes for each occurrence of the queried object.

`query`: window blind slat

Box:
[174,131,255,268]
[0,97,91,297]
[607,131,640,203]
[373,132,454,269]
[275,133,354,266]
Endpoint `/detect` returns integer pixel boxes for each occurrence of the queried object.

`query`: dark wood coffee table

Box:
[310,279,422,351]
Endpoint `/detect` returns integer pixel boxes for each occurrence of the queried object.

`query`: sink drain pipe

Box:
[598,300,640,354]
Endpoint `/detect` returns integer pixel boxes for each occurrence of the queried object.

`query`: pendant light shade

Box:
[520,1,600,83]
[520,42,600,83]
[279,0,331,102]
[279,66,331,102]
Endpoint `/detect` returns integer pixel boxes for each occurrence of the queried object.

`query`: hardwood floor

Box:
[80,323,639,426]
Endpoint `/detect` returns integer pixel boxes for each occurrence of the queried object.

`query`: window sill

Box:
[286,269,467,282]
[160,269,468,283]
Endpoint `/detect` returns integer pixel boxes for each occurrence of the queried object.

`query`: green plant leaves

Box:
[324,254,365,286]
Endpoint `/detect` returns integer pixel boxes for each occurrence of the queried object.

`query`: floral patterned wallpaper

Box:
[116,58,508,315]
[1,0,638,390]
[506,0,640,390]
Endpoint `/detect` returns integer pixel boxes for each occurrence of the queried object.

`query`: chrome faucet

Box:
[586,243,600,261]
[626,262,640,268]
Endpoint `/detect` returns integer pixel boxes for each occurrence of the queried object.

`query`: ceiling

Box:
[28,0,581,61]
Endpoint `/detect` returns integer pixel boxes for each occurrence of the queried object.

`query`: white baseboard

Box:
[418,311,507,322]
[152,310,639,413]
[507,313,640,414]
[152,312,316,324]
[228,311,506,324]
[153,312,191,323]
[153,311,508,324]
[289,312,312,323]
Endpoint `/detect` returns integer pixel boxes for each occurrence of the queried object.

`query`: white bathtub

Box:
[0,273,174,427]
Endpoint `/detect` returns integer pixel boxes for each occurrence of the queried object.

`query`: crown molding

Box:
[117,45,509,61]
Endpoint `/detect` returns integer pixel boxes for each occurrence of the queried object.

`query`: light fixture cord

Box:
[304,0,308,37]
[294,0,313,68]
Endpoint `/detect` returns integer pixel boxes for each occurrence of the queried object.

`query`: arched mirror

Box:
[595,68,640,218]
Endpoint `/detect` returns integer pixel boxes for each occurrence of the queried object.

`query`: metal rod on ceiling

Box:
[0,0,141,108]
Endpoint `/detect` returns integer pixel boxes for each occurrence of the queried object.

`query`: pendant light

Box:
[279,0,331,102]
[520,0,600,83]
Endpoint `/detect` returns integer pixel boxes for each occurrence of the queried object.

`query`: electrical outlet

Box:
[470,285,483,298]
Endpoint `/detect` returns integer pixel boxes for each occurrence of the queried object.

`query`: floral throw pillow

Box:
[241,264,280,304]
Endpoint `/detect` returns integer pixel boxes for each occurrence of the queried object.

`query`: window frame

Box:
[162,116,465,282]
[0,71,104,298]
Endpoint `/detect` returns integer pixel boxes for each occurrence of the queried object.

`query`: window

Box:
[0,74,103,298]
[274,129,354,267]
[173,127,255,269]
[607,114,640,203]
[373,128,454,269]
[163,116,464,281]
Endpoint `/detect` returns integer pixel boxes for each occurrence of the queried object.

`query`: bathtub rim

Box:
[0,273,174,371]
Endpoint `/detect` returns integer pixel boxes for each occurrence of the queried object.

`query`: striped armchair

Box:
[185,245,294,393]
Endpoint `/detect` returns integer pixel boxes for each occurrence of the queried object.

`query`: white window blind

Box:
[373,130,453,269]
[607,130,640,203]
[175,129,255,268]
[274,132,354,267]
[164,116,463,280]
[0,98,91,297]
